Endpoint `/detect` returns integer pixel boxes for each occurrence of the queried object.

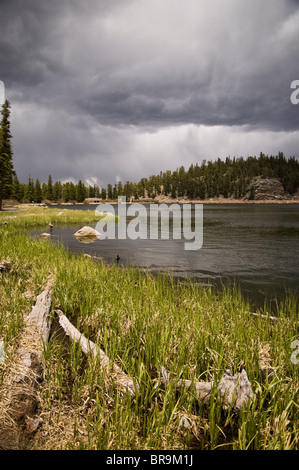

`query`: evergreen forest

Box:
[3,152,299,204]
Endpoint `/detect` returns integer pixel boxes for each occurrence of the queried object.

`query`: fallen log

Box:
[26,275,54,345]
[249,312,278,322]
[0,275,55,450]
[161,366,254,413]
[55,309,137,396]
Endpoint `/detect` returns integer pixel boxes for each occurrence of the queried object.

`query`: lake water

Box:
[34,203,299,311]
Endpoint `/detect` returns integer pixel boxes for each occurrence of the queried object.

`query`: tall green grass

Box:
[0,205,102,229]
[0,208,298,450]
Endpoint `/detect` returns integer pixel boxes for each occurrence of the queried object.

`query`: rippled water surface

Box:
[33,203,299,310]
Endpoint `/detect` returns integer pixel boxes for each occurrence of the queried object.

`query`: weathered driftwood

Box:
[16,275,55,386]
[161,366,254,412]
[26,276,54,345]
[250,312,278,322]
[55,309,137,396]
[0,276,55,450]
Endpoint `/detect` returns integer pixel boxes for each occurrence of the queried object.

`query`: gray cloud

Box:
[0,0,298,185]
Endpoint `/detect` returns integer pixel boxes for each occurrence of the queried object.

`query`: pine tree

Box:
[46,175,53,201]
[88,185,95,198]
[12,173,23,201]
[24,176,34,202]
[42,182,48,200]
[107,184,113,200]
[112,184,117,199]
[53,181,62,202]
[0,100,14,209]
[76,180,86,202]
[34,179,43,203]
[62,182,71,202]
[69,182,76,201]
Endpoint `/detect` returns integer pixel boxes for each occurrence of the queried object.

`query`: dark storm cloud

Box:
[60,0,299,131]
[0,0,298,184]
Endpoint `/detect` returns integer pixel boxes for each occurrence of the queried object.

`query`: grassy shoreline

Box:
[0,207,298,450]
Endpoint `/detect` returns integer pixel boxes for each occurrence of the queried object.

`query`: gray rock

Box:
[73,226,101,238]
[247,177,286,200]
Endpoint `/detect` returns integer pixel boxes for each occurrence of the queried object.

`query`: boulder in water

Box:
[73,226,101,239]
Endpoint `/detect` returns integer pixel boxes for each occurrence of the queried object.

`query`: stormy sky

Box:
[0,0,298,188]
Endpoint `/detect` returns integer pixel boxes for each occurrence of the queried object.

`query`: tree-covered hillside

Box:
[3,152,299,205]
[131,152,299,200]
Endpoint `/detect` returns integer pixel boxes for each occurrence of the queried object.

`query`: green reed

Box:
[0,207,298,450]
[0,205,102,229]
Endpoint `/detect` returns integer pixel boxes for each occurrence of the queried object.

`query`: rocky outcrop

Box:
[246,177,286,200]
